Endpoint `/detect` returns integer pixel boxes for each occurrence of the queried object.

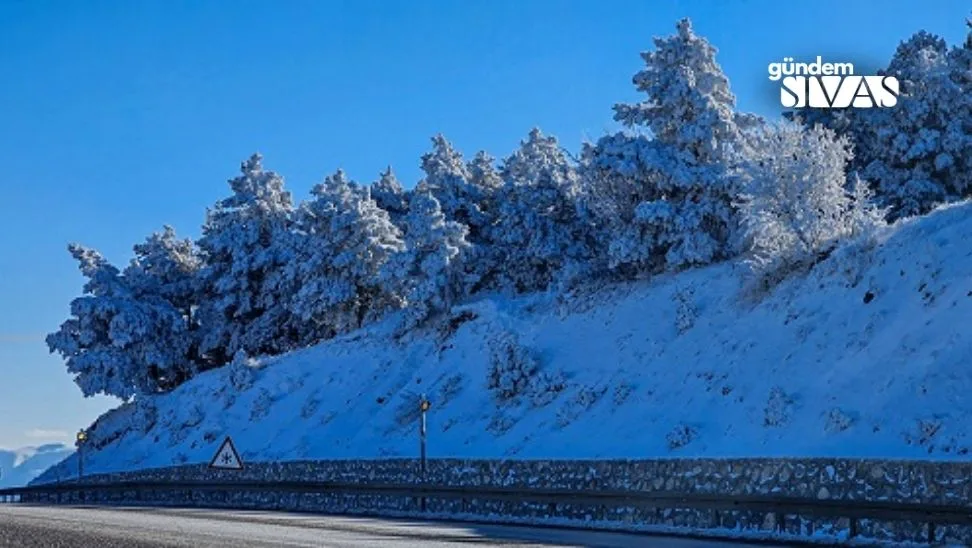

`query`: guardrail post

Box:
[928,522,936,544]
[849,517,857,539]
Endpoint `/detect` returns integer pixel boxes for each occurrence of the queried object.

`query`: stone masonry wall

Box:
[25,458,972,544]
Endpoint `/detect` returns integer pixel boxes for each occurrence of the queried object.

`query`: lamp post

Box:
[75,429,88,480]
[419,395,431,512]
[419,395,431,477]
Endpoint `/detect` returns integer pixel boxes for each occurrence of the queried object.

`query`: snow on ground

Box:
[0,444,72,487]
[57,202,972,475]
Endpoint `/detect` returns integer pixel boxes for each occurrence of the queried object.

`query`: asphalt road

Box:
[0,505,781,547]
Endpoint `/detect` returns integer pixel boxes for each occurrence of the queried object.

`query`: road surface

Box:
[0,505,782,547]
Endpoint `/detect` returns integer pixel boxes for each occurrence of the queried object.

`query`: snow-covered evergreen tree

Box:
[581,134,690,276]
[196,153,298,363]
[419,136,504,294]
[370,166,409,225]
[381,187,470,329]
[861,31,966,218]
[794,27,972,220]
[585,18,754,277]
[464,150,506,291]
[419,135,493,237]
[125,226,201,331]
[288,169,405,340]
[467,151,505,200]
[46,245,192,399]
[124,226,203,371]
[493,128,595,292]
[737,123,883,285]
[613,17,755,165]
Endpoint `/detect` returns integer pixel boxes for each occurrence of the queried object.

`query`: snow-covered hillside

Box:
[0,444,72,487]
[54,202,972,476]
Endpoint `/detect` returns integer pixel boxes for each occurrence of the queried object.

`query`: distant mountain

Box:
[0,444,73,487]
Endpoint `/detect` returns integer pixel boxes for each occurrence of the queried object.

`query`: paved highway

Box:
[0,505,780,547]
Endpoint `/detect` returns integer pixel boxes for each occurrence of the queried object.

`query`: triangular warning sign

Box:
[208,436,244,470]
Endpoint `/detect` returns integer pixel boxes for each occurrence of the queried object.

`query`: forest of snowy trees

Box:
[47,18,972,400]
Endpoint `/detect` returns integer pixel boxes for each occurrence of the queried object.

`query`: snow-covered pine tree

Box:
[493,128,594,292]
[419,136,504,295]
[613,17,754,165]
[289,169,405,340]
[861,31,965,219]
[125,226,201,332]
[419,135,492,237]
[580,134,685,277]
[794,28,972,221]
[196,153,298,364]
[737,122,882,286]
[585,18,754,276]
[124,226,203,373]
[945,19,972,198]
[464,150,506,291]
[370,166,409,225]
[46,245,192,399]
[467,150,505,198]
[381,187,470,329]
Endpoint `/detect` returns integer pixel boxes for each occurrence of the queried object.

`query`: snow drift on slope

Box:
[43,201,972,478]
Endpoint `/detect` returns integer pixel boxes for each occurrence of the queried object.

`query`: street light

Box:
[76,429,88,480]
[418,396,432,472]
[419,395,431,512]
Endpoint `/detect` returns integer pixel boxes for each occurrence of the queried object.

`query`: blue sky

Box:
[0,0,968,450]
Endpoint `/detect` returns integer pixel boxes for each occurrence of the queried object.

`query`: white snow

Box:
[65,201,972,474]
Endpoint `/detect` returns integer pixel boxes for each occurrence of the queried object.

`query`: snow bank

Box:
[61,201,972,475]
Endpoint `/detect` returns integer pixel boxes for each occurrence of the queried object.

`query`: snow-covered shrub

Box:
[436,374,465,407]
[673,285,697,334]
[824,408,855,434]
[529,370,567,408]
[227,350,258,392]
[738,123,884,290]
[487,412,516,435]
[764,386,795,427]
[300,394,322,419]
[904,417,943,448]
[555,384,606,427]
[613,382,635,406]
[487,332,540,401]
[666,424,698,450]
[250,388,274,422]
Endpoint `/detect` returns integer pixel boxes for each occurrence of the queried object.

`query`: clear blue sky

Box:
[0,0,968,450]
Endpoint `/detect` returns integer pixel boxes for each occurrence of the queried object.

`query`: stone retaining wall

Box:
[27,458,972,544]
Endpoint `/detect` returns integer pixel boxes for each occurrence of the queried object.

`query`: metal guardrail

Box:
[2,479,971,544]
